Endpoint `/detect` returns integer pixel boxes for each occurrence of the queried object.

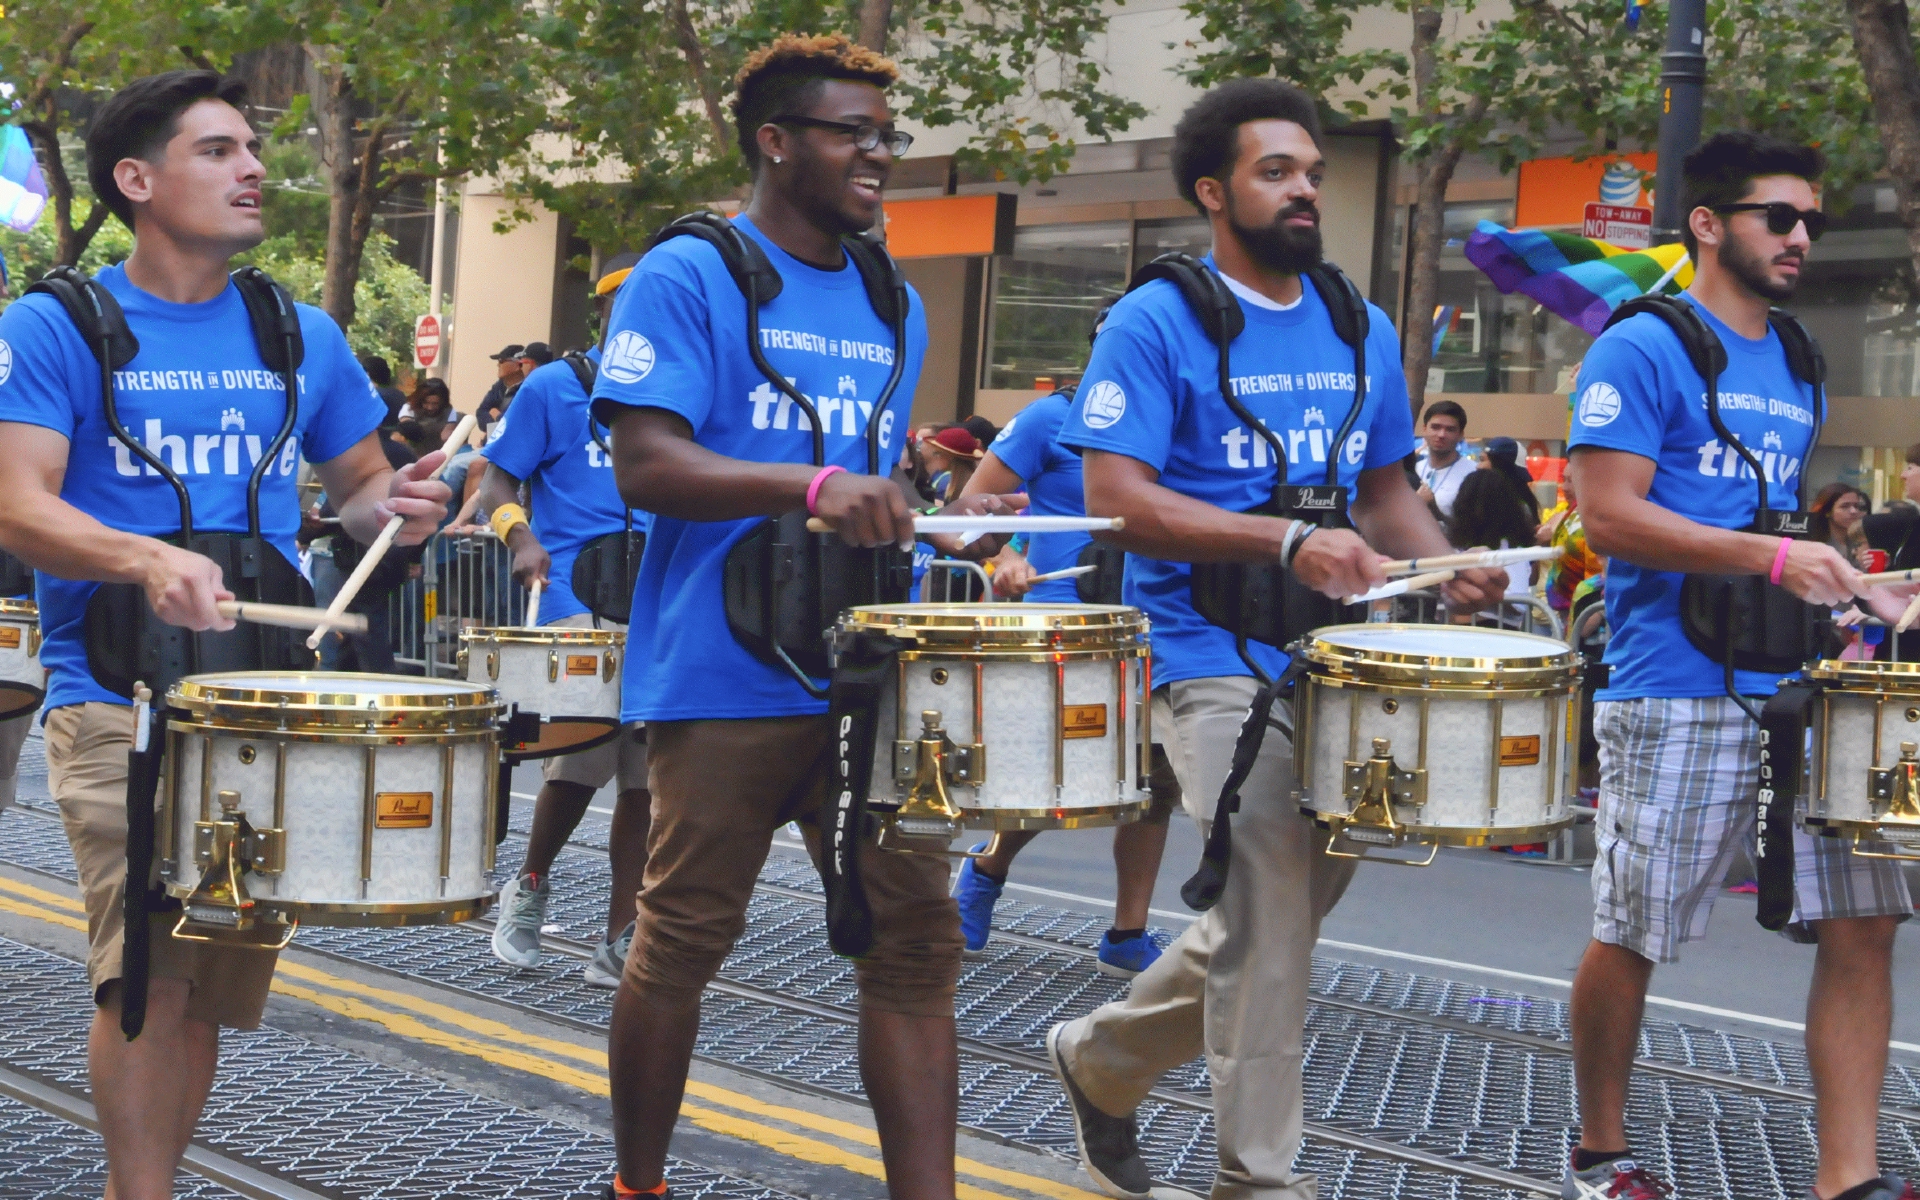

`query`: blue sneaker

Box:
[1097,930,1162,978]
[952,844,1004,954]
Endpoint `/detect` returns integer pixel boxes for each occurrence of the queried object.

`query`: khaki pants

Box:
[625,715,963,1016]
[47,702,277,1029]
[0,709,33,813]
[1054,677,1355,1200]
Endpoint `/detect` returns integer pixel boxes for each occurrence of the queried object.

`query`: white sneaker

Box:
[583,922,634,988]
[491,872,551,967]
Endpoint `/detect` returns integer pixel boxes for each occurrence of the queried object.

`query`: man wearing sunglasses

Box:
[1565,132,1911,1200]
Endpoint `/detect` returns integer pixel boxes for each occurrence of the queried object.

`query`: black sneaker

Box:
[1046,1022,1153,1199]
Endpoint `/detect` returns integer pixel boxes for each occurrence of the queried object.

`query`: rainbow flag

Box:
[1625,0,1653,27]
[1463,220,1692,336]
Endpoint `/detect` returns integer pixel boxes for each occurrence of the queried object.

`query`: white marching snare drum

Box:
[1798,659,1920,856]
[835,603,1153,852]
[1295,624,1581,858]
[0,598,45,721]
[458,626,623,758]
[160,672,506,941]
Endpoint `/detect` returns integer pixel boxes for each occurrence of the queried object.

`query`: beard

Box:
[1720,228,1801,303]
[1225,189,1323,275]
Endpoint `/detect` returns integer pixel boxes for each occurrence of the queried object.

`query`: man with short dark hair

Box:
[1045,77,1504,1200]
[1415,397,1471,516]
[477,342,525,428]
[1565,130,1909,1200]
[0,70,449,1199]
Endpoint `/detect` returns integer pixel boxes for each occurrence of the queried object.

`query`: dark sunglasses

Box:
[771,116,913,156]
[1711,201,1828,241]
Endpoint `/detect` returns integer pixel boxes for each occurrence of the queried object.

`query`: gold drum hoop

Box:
[167,671,505,740]
[1805,659,1920,697]
[1303,623,1580,693]
[0,598,38,620]
[836,603,1150,662]
[459,627,625,648]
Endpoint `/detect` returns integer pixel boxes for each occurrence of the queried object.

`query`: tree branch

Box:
[665,0,731,154]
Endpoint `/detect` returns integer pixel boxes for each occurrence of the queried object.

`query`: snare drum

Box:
[1799,659,1920,855]
[0,598,45,720]
[835,603,1153,850]
[1295,625,1581,857]
[161,672,505,939]
[458,627,623,757]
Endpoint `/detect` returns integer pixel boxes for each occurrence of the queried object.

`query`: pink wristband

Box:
[805,465,847,516]
[1769,536,1793,586]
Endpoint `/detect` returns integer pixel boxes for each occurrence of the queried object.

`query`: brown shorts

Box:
[627,715,963,1017]
[46,702,278,1030]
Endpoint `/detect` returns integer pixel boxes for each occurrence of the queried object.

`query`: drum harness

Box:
[1599,294,1830,933]
[637,212,915,955]
[559,350,648,627]
[1118,254,1371,911]
[26,264,314,1037]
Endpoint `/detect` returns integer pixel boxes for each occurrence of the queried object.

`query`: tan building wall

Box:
[444,188,561,412]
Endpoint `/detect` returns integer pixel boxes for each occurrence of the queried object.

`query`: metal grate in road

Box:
[0,1088,244,1200]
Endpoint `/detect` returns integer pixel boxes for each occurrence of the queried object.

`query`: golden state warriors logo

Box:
[0,339,13,387]
[1081,380,1126,430]
[603,331,655,385]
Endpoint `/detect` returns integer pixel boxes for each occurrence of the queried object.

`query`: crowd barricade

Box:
[386,529,529,677]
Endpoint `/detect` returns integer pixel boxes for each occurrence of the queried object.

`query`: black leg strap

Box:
[819,631,906,957]
[1757,683,1818,932]
[121,712,167,1041]
[1181,657,1310,912]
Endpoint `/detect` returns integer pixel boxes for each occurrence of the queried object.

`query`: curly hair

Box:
[731,33,900,169]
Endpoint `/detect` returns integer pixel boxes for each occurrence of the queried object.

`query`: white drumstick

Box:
[1377,545,1556,577]
[1898,590,1920,635]
[1345,569,1456,605]
[804,515,1124,535]
[307,411,477,648]
[1857,567,1920,589]
[1027,564,1097,584]
[218,600,369,634]
[524,579,543,629]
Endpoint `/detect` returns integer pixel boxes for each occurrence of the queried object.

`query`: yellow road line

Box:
[0,884,1103,1200]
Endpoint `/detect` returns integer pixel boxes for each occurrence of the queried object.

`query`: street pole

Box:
[1650,0,1707,244]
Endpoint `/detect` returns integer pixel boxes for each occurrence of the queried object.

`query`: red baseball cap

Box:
[922,426,983,459]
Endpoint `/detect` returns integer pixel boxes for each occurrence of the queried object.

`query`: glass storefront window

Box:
[1427,200,1596,397]
[1132,216,1211,274]
[983,221,1132,390]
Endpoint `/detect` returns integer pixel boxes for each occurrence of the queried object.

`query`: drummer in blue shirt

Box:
[475,255,654,987]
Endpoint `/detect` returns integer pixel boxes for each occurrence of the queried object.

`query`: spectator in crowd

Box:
[360,354,407,425]
[518,341,555,371]
[1850,445,1920,661]
[919,425,983,503]
[398,377,454,459]
[961,413,999,451]
[904,422,944,500]
[476,343,525,425]
[1415,399,1472,517]
[1811,481,1873,569]
[1448,469,1541,591]
[1480,435,1542,524]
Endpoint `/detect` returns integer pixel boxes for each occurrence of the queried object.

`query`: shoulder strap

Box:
[646,210,784,305]
[1303,263,1369,348]
[840,231,907,330]
[24,265,139,369]
[1767,309,1825,389]
[229,266,304,374]
[563,351,598,395]
[1604,294,1726,384]
[1125,252,1244,345]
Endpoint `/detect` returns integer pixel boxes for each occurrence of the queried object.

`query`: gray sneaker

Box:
[1046,1022,1153,1199]
[490,872,551,968]
[584,922,634,988]
[1562,1155,1670,1199]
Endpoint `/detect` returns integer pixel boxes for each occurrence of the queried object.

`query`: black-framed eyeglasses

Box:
[771,116,913,156]
[1711,201,1828,241]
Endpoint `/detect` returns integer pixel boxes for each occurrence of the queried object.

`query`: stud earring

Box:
[772,156,783,164]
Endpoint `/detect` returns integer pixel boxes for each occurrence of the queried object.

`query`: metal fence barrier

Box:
[386,530,528,677]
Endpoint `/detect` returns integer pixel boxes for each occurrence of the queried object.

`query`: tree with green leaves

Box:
[505,0,1146,257]
[1844,0,1920,289]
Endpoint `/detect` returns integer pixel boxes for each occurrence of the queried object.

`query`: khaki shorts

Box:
[47,702,278,1029]
[539,613,648,792]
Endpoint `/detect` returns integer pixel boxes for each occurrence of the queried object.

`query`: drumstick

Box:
[803,515,1125,535]
[524,579,543,629]
[1377,546,1557,577]
[1857,567,1920,588]
[307,411,477,648]
[1898,590,1920,635]
[218,600,369,635]
[1027,564,1097,584]
[1345,569,1456,605]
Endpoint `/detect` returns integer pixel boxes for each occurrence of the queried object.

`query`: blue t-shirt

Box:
[590,216,928,721]
[1059,262,1415,685]
[990,390,1088,603]
[1567,294,1819,700]
[483,348,650,624]
[0,263,383,711]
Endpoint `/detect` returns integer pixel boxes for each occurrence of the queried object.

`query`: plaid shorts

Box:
[1592,695,1912,963]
